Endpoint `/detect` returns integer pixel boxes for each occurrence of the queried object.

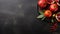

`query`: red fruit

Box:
[44,10,52,17]
[50,4,58,12]
[56,12,60,22]
[38,0,47,8]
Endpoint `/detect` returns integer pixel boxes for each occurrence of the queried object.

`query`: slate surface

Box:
[0,0,60,34]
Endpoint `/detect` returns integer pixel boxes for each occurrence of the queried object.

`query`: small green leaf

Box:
[41,17,45,20]
[37,15,44,18]
[51,19,54,23]
[39,11,44,15]
[39,10,45,15]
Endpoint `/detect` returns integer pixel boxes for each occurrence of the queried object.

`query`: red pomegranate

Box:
[38,0,47,8]
[50,4,58,12]
[44,10,52,17]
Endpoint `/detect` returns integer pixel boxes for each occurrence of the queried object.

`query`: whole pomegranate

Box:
[44,10,52,17]
[38,0,47,8]
[50,4,58,12]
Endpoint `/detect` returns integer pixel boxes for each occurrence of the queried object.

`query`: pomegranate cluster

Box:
[37,0,60,32]
[37,0,60,22]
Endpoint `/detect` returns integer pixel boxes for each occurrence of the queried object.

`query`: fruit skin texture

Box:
[38,0,47,8]
[50,4,58,12]
[44,10,52,17]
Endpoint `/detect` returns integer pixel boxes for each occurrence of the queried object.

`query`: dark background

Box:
[0,0,60,34]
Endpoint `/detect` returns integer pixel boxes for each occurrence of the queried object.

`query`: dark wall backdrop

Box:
[0,0,60,34]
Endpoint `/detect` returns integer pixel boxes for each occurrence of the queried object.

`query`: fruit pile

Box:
[37,0,60,32]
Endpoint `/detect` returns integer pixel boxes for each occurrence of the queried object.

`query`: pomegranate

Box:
[44,10,52,17]
[38,0,47,8]
[50,4,58,12]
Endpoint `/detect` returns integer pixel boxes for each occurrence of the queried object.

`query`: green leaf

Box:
[39,11,44,15]
[39,10,45,15]
[41,17,45,20]
[51,19,54,23]
[37,15,44,18]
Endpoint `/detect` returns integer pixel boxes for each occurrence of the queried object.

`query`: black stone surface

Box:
[0,0,60,34]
